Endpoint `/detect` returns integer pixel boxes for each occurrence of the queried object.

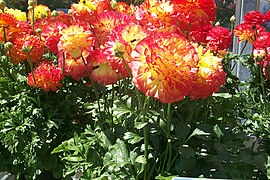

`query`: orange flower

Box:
[92,11,136,45]
[189,46,226,100]
[115,2,133,15]
[71,3,94,23]
[79,0,111,14]
[58,25,95,58]
[27,61,63,91]
[58,51,93,80]
[9,34,44,64]
[130,33,198,103]
[233,23,265,44]
[28,5,51,22]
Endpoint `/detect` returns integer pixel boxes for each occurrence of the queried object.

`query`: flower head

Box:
[92,11,136,45]
[130,33,198,103]
[58,50,93,80]
[253,32,270,49]
[233,23,265,44]
[244,11,264,25]
[28,5,51,22]
[4,7,27,21]
[9,34,44,64]
[189,46,226,99]
[58,25,95,58]
[206,26,232,52]
[28,61,63,91]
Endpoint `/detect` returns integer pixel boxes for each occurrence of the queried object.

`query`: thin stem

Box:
[81,55,101,113]
[3,27,7,43]
[166,103,172,171]
[61,52,65,76]
[31,7,35,35]
[27,52,36,85]
[240,41,248,56]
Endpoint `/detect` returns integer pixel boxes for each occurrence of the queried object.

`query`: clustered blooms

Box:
[0,0,232,103]
[234,10,270,80]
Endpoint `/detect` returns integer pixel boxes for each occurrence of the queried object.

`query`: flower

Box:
[233,23,265,44]
[9,34,44,64]
[58,50,93,80]
[58,25,95,59]
[173,0,216,31]
[206,26,232,52]
[189,46,226,100]
[130,33,198,103]
[27,61,63,91]
[189,24,213,44]
[244,11,265,25]
[92,11,137,45]
[28,4,51,22]
[4,7,27,21]
[91,62,119,85]
[253,32,270,49]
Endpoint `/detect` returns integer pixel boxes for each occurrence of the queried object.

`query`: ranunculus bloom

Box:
[130,33,198,103]
[58,25,95,59]
[91,11,137,45]
[253,32,270,49]
[28,5,51,22]
[189,24,213,44]
[28,61,63,91]
[189,46,226,100]
[173,0,216,31]
[206,26,232,52]
[136,0,178,33]
[4,8,27,21]
[58,50,93,81]
[9,34,44,64]
[116,2,133,15]
[233,23,265,44]
[244,11,265,25]
[91,63,119,85]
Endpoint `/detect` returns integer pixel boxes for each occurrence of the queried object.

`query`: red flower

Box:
[28,61,63,91]
[206,26,232,52]
[130,33,198,103]
[253,32,270,49]
[244,11,265,25]
[189,24,213,44]
[173,0,216,31]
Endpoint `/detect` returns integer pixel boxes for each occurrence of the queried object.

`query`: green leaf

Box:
[134,122,148,129]
[123,132,143,144]
[212,93,232,98]
[214,124,224,139]
[186,128,211,142]
[62,156,84,162]
[135,155,146,164]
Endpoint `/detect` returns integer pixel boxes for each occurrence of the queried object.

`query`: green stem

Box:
[240,41,248,56]
[31,8,35,35]
[61,52,65,76]
[81,55,101,113]
[259,66,268,116]
[166,103,172,171]
[27,52,36,85]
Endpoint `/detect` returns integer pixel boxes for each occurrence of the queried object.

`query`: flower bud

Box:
[0,0,6,12]
[28,6,33,11]
[22,41,33,53]
[4,42,13,51]
[51,10,59,17]
[36,28,42,35]
[28,0,37,7]
[68,9,73,16]
[230,15,236,23]
[215,21,220,26]
[110,0,118,9]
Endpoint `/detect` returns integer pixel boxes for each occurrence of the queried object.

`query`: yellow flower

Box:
[58,25,95,58]
[4,8,27,21]
[28,5,51,22]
